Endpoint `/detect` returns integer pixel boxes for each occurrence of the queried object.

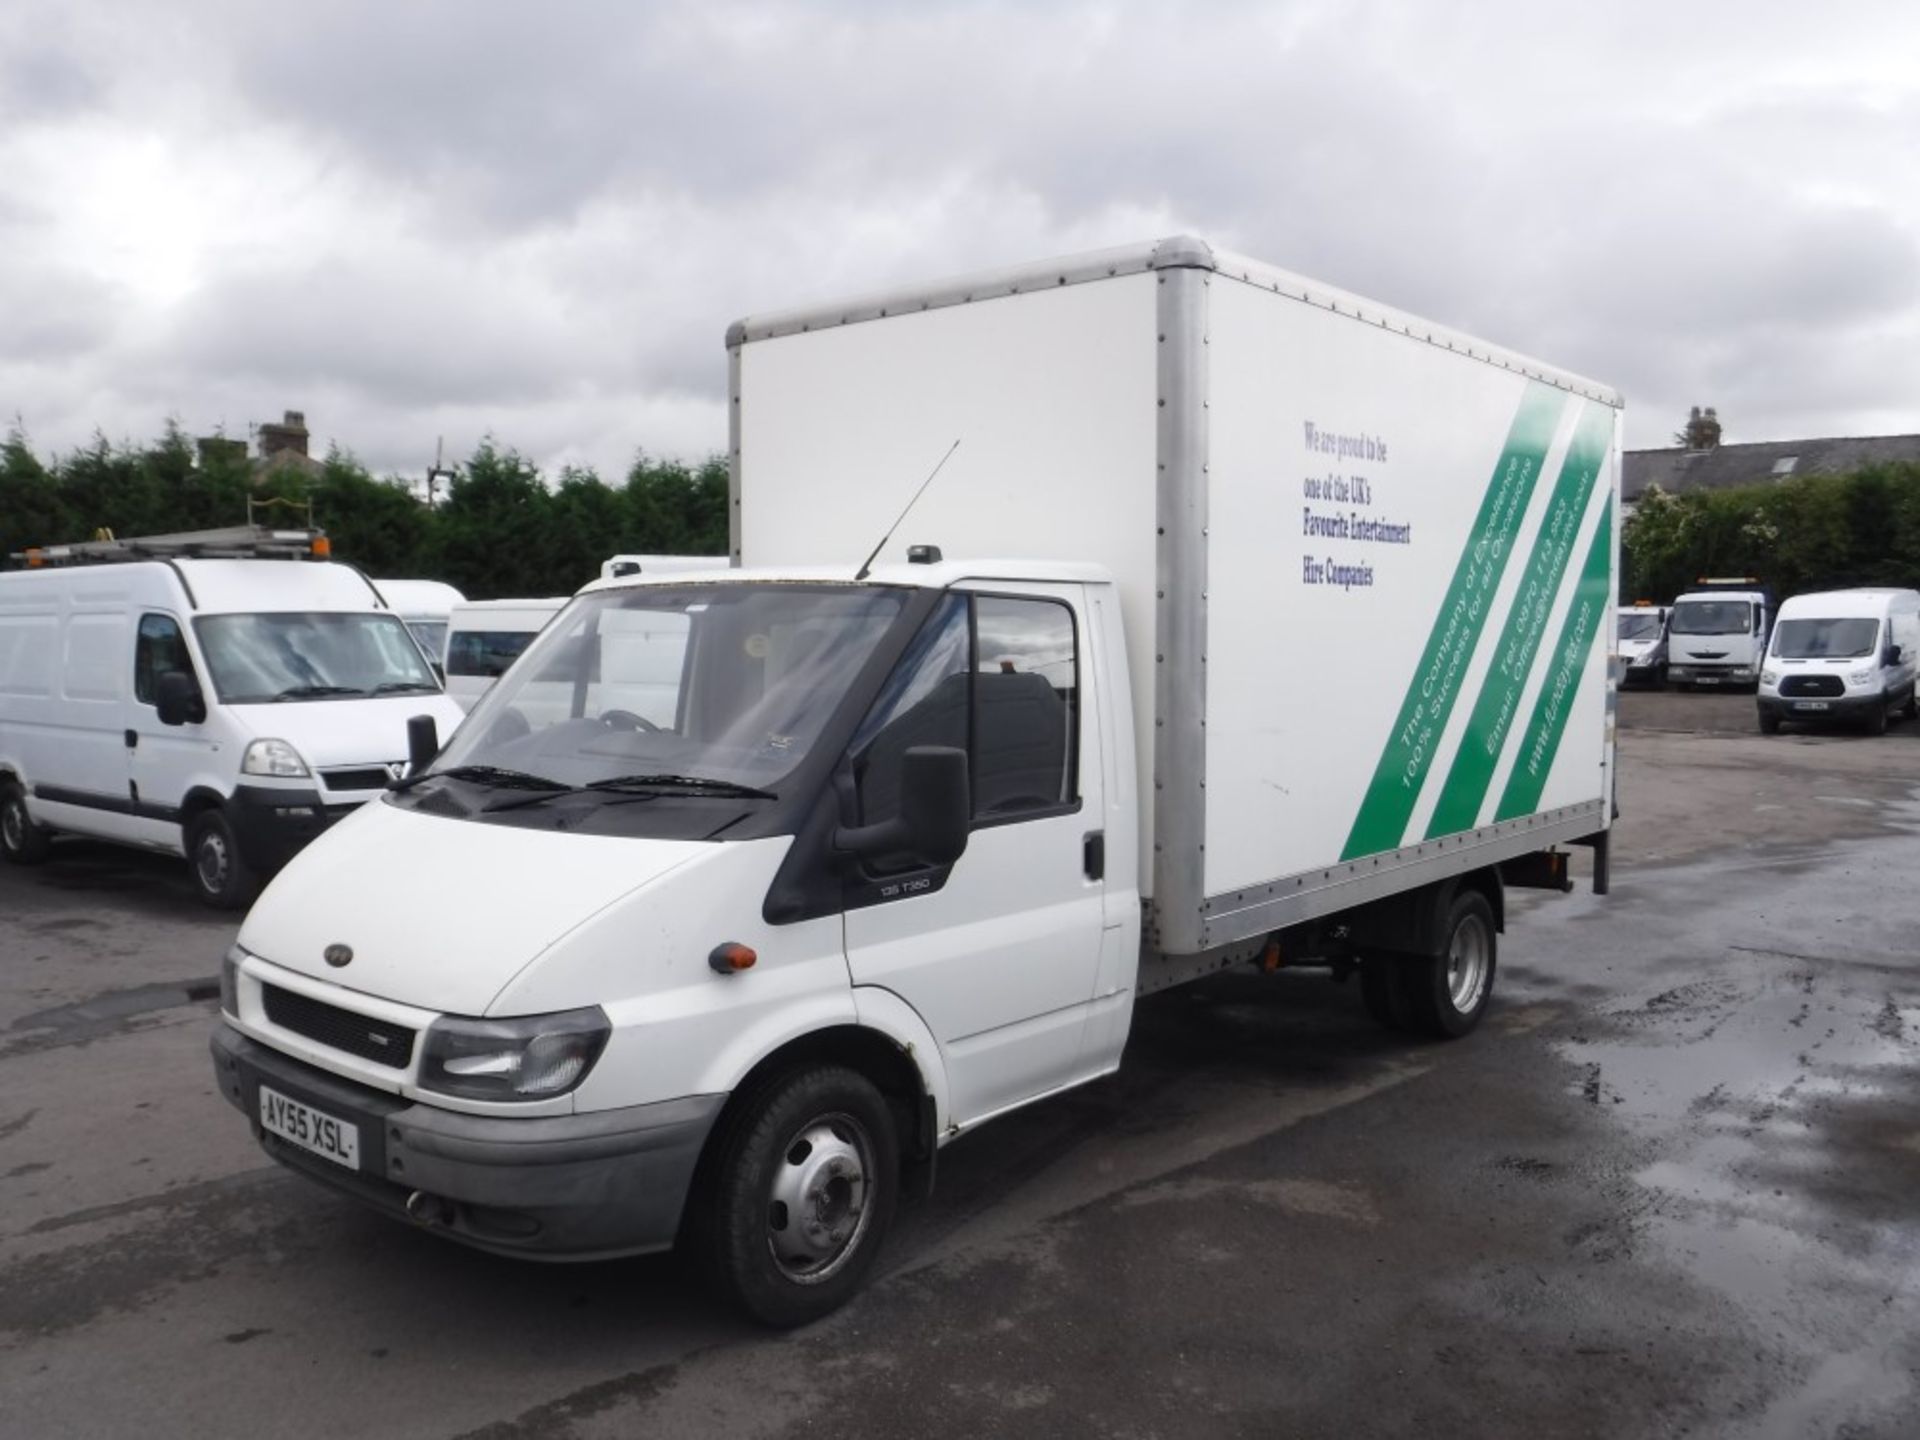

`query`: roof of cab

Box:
[1776,588,1920,621]
[576,558,1115,597]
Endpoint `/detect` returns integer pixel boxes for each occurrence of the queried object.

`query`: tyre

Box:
[698,1065,899,1328]
[1904,687,1919,722]
[1398,890,1498,1039]
[186,809,259,910]
[1,782,53,865]
[1758,711,1780,736]
[1867,696,1889,737]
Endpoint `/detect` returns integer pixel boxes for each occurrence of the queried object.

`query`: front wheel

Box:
[1398,890,1498,1039]
[1,782,53,865]
[699,1066,899,1328]
[186,810,259,910]
[1867,696,1889,737]
[1759,710,1781,735]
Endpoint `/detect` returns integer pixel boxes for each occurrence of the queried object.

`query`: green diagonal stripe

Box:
[1341,382,1568,860]
[1425,403,1614,838]
[1495,496,1615,822]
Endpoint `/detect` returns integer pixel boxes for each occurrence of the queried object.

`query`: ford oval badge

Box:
[324,944,353,968]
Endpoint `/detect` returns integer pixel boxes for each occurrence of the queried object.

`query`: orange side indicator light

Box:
[709,942,758,974]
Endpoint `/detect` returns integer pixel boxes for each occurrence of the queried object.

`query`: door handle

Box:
[124,730,139,750]
[1083,831,1105,882]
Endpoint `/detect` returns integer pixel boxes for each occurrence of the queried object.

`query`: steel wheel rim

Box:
[766,1111,874,1285]
[1447,914,1491,1012]
[196,829,230,894]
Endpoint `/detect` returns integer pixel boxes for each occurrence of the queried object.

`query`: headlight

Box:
[1760,669,1777,686]
[420,1007,611,1101]
[242,738,310,777]
[1850,668,1875,686]
[220,945,243,1017]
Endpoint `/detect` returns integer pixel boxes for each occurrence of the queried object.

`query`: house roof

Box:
[1624,434,1920,502]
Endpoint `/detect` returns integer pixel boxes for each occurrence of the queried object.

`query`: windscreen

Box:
[1617,613,1663,641]
[406,620,449,661]
[446,628,541,678]
[1670,600,1752,635]
[434,583,910,791]
[195,613,441,703]
[1772,617,1879,659]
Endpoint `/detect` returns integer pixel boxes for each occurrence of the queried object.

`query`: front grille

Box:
[320,766,398,792]
[1780,674,1845,697]
[263,984,415,1069]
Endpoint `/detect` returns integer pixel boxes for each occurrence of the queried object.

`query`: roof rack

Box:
[11,524,331,568]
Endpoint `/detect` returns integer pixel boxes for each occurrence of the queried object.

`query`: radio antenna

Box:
[854,438,961,581]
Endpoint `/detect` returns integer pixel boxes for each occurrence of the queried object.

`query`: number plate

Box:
[1697,676,1720,685]
[1793,700,1831,712]
[259,1084,360,1170]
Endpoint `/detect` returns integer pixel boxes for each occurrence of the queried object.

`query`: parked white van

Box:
[0,527,465,905]
[1616,603,1669,689]
[372,579,466,669]
[1758,588,1920,735]
[443,599,567,712]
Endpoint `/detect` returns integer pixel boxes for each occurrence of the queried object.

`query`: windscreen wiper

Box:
[273,684,365,700]
[391,764,570,794]
[372,681,441,694]
[584,773,778,800]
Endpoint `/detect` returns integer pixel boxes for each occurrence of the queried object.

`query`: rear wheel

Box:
[187,810,259,910]
[1,782,53,865]
[1397,890,1499,1039]
[698,1065,899,1328]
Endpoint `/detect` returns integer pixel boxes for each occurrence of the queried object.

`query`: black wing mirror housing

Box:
[155,670,205,727]
[835,746,971,869]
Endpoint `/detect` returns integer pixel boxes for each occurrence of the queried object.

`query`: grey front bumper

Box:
[211,1023,724,1260]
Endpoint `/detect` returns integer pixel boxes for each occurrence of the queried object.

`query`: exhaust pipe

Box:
[405,1190,454,1226]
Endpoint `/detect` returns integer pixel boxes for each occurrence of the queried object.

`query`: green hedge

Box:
[0,425,728,600]
[1624,462,1920,603]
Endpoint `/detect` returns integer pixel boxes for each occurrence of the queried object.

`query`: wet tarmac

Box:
[1,714,1917,1438]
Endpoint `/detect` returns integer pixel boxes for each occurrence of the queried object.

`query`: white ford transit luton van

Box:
[209,238,1621,1328]
[0,526,464,905]
[1757,588,1920,734]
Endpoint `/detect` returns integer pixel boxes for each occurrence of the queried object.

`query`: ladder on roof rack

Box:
[9,501,330,568]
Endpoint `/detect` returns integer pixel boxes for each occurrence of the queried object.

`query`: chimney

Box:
[258,410,310,460]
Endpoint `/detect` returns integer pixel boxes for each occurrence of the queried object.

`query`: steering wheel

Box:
[600,709,661,733]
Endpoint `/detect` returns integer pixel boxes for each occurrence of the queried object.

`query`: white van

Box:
[600,555,727,583]
[1616,603,1669,689]
[443,599,567,712]
[209,237,1619,1327]
[0,528,464,906]
[1758,588,1920,734]
[372,579,466,669]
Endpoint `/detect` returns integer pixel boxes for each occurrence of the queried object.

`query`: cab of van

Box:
[0,534,465,906]
[1758,588,1920,735]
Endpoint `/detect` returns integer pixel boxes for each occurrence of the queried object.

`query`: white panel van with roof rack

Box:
[1758,588,1920,734]
[0,527,464,906]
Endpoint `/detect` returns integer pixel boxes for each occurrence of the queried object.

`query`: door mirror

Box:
[405,714,441,780]
[154,670,205,726]
[1887,645,1904,666]
[836,745,971,869]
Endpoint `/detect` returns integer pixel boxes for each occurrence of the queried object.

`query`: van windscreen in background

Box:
[1670,601,1752,635]
[1618,613,1663,641]
[406,620,449,661]
[446,629,537,678]
[195,613,441,703]
[1772,618,1879,659]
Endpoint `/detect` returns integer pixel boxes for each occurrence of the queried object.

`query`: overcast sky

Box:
[4,0,1918,487]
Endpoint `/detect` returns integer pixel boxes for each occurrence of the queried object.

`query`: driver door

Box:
[842,583,1108,1128]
